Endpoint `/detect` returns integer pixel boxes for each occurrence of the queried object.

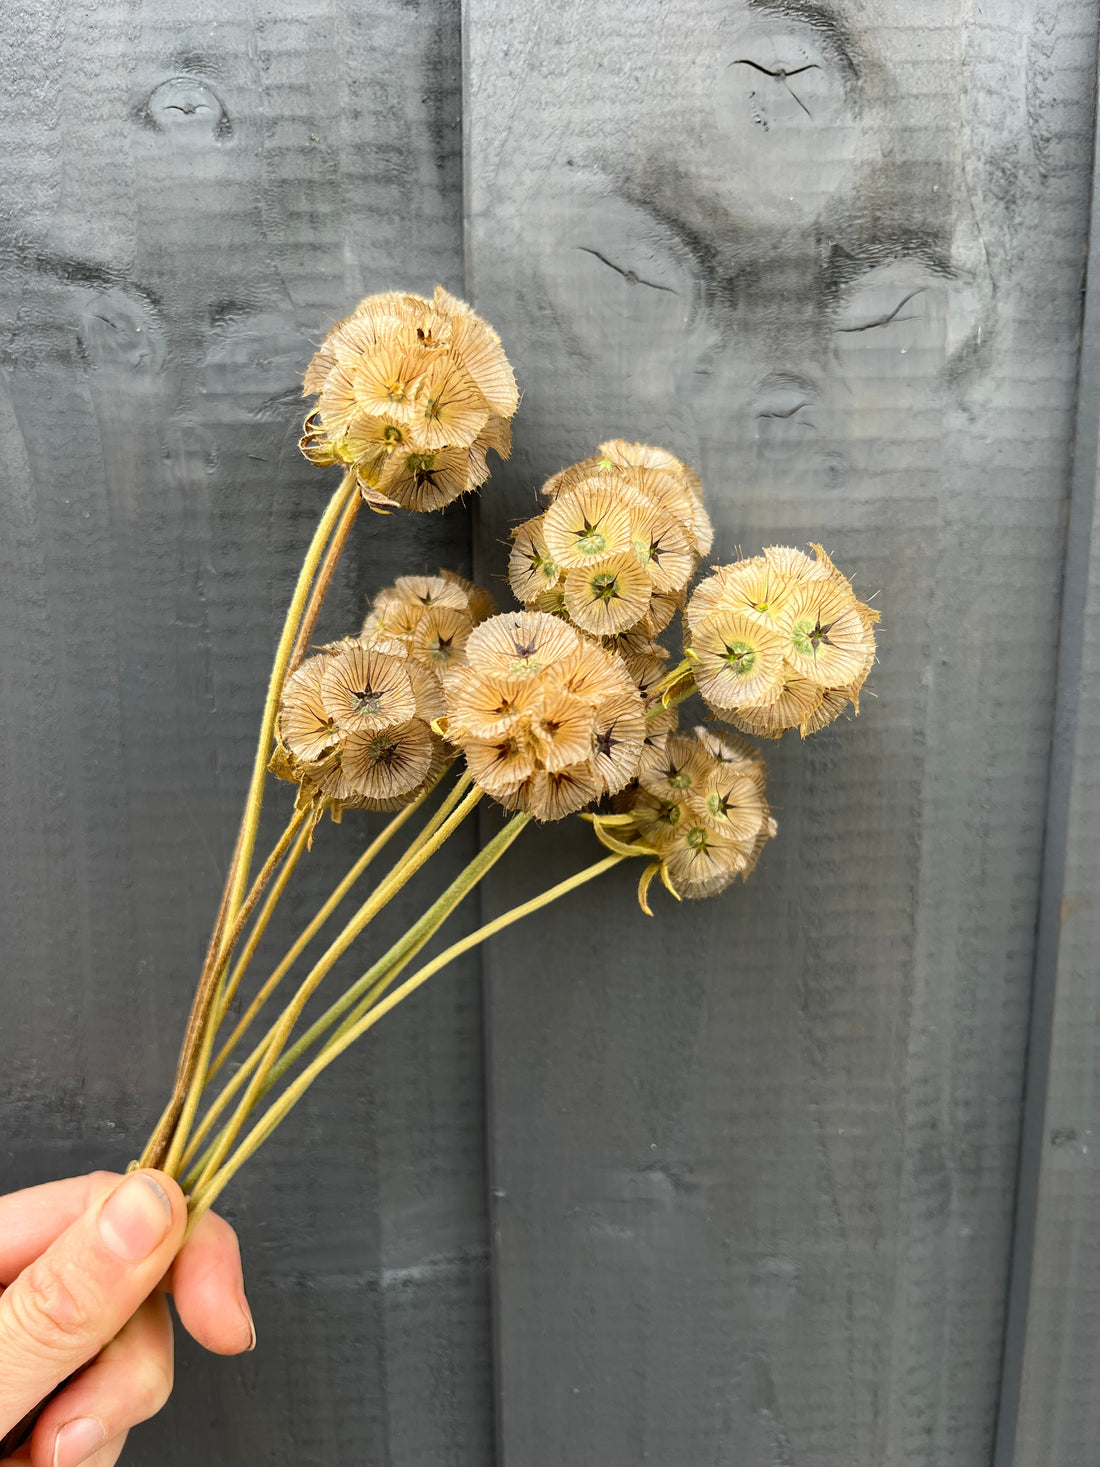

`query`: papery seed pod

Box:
[271,588,495,815]
[686,545,878,738]
[443,610,645,820]
[517,442,709,644]
[606,725,776,902]
[301,287,518,511]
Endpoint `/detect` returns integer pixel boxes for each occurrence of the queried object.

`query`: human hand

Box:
[0,1170,254,1467]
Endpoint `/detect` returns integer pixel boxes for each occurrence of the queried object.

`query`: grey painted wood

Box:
[995,27,1100,1466]
[465,2,1099,1463]
[0,2,495,1464]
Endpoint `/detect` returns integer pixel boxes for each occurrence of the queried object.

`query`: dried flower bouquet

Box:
[130,285,879,1234]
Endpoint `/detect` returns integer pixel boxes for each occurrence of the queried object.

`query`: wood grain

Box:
[0,1,495,1463]
[464,2,1099,1462]
[996,20,1100,1465]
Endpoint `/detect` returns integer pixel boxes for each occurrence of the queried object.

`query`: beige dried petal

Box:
[465,611,580,679]
[279,656,340,763]
[477,414,513,460]
[393,574,470,615]
[511,764,602,822]
[529,689,597,772]
[563,554,652,637]
[638,732,713,802]
[463,736,537,796]
[628,501,696,594]
[688,557,798,635]
[409,606,474,672]
[447,309,519,417]
[446,666,544,740]
[690,770,768,842]
[340,719,434,804]
[407,358,490,451]
[800,685,858,736]
[692,613,787,711]
[438,569,497,624]
[542,485,634,569]
[541,455,605,502]
[375,446,474,512]
[509,516,562,604]
[725,671,823,740]
[590,690,646,796]
[785,584,874,688]
[320,643,417,734]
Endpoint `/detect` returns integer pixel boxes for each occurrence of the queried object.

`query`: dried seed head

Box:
[273,636,451,815]
[301,287,517,511]
[515,443,708,644]
[687,545,878,737]
[444,610,645,820]
[609,724,776,900]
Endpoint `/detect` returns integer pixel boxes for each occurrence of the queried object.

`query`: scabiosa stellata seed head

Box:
[442,611,646,821]
[300,287,518,513]
[686,544,878,738]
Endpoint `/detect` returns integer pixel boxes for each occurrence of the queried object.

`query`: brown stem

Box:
[287,485,362,673]
[139,819,247,1170]
[140,806,309,1172]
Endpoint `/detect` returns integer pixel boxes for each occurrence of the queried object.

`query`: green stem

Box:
[180,771,471,1175]
[140,470,358,1172]
[203,775,455,1090]
[211,818,312,1035]
[161,804,310,1178]
[227,468,359,924]
[185,852,624,1227]
[182,809,531,1192]
[186,784,483,1195]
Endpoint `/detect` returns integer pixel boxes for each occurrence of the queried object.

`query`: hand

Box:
[0,1170,254,1467]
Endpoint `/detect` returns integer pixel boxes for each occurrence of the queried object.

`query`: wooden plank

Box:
[464,2,1099,1461]
[994,27,1100,1467]
[0,1,495,1463]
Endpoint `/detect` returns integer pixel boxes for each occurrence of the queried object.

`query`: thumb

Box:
[0,1170,186,1432]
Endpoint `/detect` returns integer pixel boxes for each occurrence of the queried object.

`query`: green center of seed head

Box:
[591,571,620,602]
[721,640,756,675]
[686,826,709,851]
[574,520,608,558]
[351,688,385,716]
[406,452,436,474]
[667,767,692,791]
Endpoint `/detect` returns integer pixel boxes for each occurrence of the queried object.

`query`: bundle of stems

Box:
[136,286,878,1230]
[137,468,626,1229]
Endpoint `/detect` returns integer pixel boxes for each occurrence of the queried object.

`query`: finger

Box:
[0,1431,125,1467]
[167,1211,254,1356]
[26,1296,171,1467]
[0,1178,122,1285]
[0,1170,185,1431]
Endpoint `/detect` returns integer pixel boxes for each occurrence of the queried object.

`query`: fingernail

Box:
[238,1290,257,1351]
[53,1417,105,1467]
[97,1172,174,1260]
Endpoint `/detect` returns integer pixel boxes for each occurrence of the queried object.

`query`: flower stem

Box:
[185,852,624,1227]
[158,805,311,1178]
[203,776,451,1091]
[227,468,359,925]
[181,809,531,1192]
[185,784,483,1195]
[178,774,471,1176]
[287,482,362,674]
[141,470,358,1172]
[210,818,312,1035]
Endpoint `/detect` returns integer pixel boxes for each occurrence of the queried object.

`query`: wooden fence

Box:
[2,1,1098,1462]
